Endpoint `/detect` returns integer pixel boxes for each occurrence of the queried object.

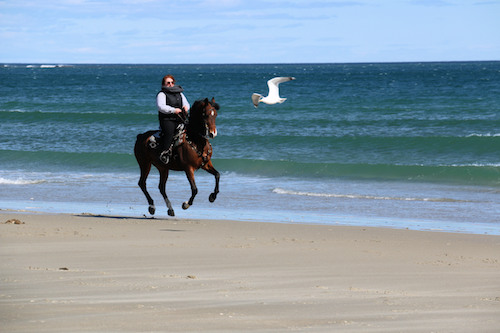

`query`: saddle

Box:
[146,123,212,166]
[147,123,185,150]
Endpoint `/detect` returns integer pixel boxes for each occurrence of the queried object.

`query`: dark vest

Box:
[158,86,184,120]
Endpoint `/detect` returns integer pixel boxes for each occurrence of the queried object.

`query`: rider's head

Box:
[162,75,176,87]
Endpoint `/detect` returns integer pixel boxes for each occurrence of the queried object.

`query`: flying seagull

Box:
[252,76,295,107]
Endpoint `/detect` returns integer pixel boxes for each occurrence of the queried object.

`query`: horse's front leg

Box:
[182,167,198,210]
[203,160,220,203]
[158,168,175,216]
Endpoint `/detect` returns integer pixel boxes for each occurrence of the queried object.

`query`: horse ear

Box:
[211,97,220,110]
[203,97,209,104]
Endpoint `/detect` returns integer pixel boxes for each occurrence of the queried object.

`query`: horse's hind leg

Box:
[138,162,156,215]
[158,169,175,216]
[203,160,220,203]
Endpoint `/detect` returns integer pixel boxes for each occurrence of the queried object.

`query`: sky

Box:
[0,0,499,64]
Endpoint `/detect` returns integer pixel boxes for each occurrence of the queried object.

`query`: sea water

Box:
[1,62,499,234]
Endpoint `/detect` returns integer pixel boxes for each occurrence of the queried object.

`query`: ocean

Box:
[1,62,499,235]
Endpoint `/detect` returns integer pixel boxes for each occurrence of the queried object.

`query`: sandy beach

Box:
[1,212,499,332]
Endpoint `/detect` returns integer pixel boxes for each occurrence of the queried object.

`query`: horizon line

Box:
[2,60,499,66]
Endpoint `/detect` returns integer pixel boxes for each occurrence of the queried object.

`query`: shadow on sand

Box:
[74,213,187,232]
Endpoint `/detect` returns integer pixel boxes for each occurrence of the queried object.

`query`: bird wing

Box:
[251,93,262,107]
[267,77,295,99]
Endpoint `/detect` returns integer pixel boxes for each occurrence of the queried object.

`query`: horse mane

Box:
[190,98,219,115]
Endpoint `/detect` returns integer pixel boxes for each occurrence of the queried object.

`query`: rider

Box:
[157,74,190,164]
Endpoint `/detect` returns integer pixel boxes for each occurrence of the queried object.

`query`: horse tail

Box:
[134,133,145,160]
[134,130,156,159]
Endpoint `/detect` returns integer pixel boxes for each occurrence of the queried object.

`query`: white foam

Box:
[466,133,500,137]
[272,188,470,203]
[0,177,46,185]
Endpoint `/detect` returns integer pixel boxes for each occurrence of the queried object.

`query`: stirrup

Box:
[159,150,170,164]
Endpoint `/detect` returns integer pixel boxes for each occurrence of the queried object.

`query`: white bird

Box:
[252,76,295,107]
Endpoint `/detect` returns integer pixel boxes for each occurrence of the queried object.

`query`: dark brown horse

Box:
[134,97,220,216]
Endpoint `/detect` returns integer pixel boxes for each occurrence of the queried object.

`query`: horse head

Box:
[204,97,219,139]
[191,97,219,139]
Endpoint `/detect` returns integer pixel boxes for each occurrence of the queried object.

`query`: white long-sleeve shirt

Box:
[156,91,190,114]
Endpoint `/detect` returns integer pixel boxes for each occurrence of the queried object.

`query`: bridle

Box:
[201,103,217,139]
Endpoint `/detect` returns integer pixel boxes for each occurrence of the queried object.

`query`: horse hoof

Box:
[182,202,190,210]
[209,193,217,203]
[148,205,156,215]
[168,209,175,217]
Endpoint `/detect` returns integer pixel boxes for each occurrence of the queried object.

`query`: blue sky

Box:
[1,0,499,64]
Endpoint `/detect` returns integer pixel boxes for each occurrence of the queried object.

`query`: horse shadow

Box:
[74,214,187,232]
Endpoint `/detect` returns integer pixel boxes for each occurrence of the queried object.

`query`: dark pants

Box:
[159,118,178,151]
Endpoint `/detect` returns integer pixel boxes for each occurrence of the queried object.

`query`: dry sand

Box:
[1,212,499,332]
